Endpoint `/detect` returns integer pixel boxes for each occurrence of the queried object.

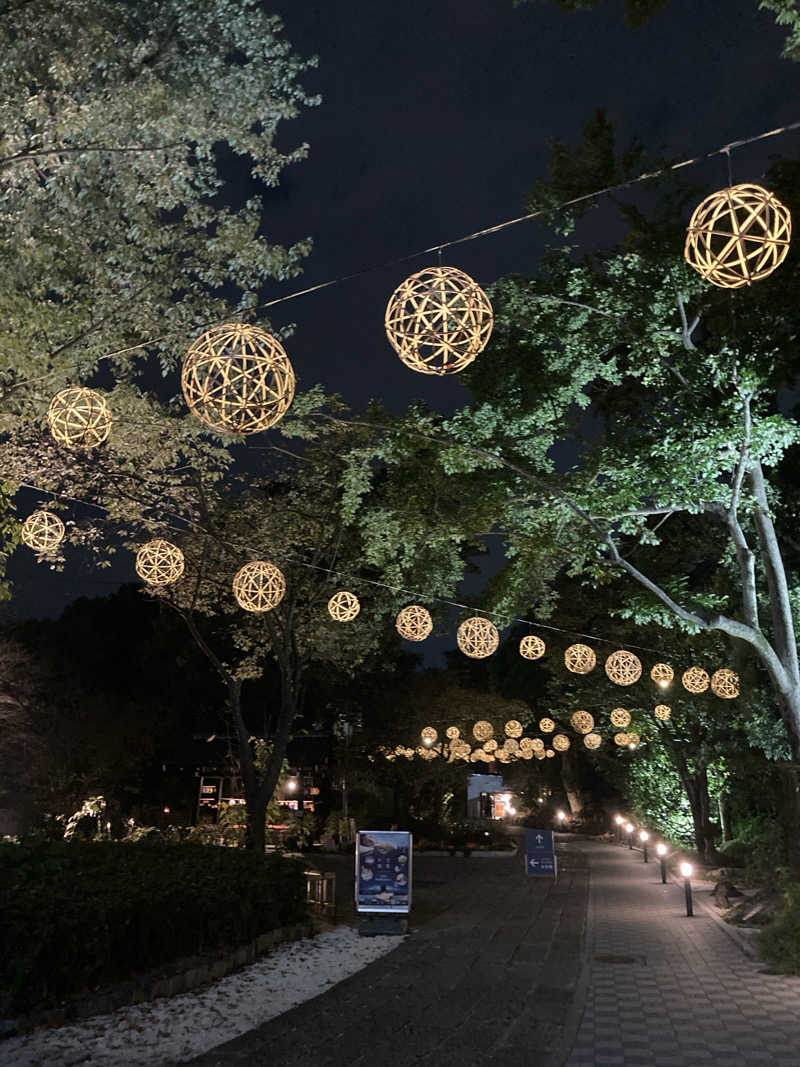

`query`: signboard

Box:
[355,830,412,913]
[525,829,557,878]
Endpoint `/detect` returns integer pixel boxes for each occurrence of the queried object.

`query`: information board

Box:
[355,830,412,913]
[525,828,557,878]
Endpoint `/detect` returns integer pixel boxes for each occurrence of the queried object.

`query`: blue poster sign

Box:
[525,829,557,878]
[355,830,413,913]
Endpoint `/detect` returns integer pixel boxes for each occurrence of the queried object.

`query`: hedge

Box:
[0,840,306,1016]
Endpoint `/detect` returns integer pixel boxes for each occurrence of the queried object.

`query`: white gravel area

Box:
[0,925,402,1067]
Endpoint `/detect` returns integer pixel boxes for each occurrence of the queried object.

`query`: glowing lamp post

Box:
[639,829,649,863]
[680,861,694,916]
[614,813,624,844]
[625,822,634,849]
[556,809,567,830]
[656,843,668,884]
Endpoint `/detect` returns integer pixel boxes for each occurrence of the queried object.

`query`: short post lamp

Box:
[625,822,634,849]
[680,861,694,917]
[639,829,649,862]
[656,843,668,883]
[556,809,567,830]
[614,814,624,843]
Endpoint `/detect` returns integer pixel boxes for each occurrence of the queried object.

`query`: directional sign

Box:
[525,829,557,878]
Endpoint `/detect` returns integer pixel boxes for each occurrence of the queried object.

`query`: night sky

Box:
[6,0,800,625]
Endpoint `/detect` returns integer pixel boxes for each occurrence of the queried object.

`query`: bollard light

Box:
[657,842,668,883]
[639,829,649,863]
[556,809,567,824]
[680,861,694,917]
[625,822,634,849]
[614,814,624,844]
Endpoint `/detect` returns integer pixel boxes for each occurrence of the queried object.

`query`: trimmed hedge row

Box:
[0,840,306,1016]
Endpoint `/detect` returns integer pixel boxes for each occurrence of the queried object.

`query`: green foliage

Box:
[760,881,800,973]
[625,740,695,842]
[0,839,306,1015]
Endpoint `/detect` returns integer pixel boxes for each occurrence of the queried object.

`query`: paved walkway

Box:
[188,838,800,1066]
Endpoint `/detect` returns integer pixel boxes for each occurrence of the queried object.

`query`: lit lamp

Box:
[657,842,668,884]
[625,822,634,849]
[614,813,624,844]
[286,779,298,793]
[556,809,567,829]
[680,861,694,916]
[639,829,649,863]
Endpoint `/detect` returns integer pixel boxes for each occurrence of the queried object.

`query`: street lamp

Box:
[625,822,634,849]
[639,829,649,863]
[656,842,668,883]
[614,814,624,844]
[556,809,567,829]
[680,861,694,916]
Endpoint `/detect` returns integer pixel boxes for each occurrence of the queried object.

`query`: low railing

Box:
[305,869,336,920]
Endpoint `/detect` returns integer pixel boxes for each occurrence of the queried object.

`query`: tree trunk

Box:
[560,746,585,819]
[778,763,800,878]
[683,768,718,864]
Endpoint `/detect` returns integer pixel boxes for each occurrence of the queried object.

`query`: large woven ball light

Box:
[135,539,185,586]
[520,634,546,660]
[682,666,710,694]
[711,668,740,699]
[565,643,596,674]
[571,710,595,735]
[605,650,643,686]
[654,704,672,722]
[181,323,296,434]
[47,387,112,448]
[650,662,674,687]
[610,707,631,728]
[684,183,791,289]
[584,732,602,750]
[473,720,494,742]
[552,733,570,752]
[395,604,433,642]
[21,510,65,553]
[457,616,499,659]
[385,265,493,375]
[504,719,523,738]
[539,717,555,734]
[233,561,286,613]
[328,590,360,622]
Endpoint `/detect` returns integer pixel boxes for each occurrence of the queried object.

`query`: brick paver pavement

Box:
[561,839,800,1067]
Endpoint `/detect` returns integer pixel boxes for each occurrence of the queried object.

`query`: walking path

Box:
[190,837,800,1067]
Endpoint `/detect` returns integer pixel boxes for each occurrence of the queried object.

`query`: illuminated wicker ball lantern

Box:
[47,387,112,448]
[233,560,286,613]
[570,710,595,735]
[484,738,498,753]
[531,737,545,752]
[545,748,555,759]
[684,183,791,289]
[520,634,546,660]
[473,720,494,742]
[584,732,602,750]
[181,323,296,434]
[395,604,433,642]
[628,731,641,748]
[446,726,460,740]
[711,668,740,699]
[610,707,631,728]
[539,717,555,734]
[614,732,630,747]
[654,704,672,722]
[552,733,570,752]
[565,643,596,674]
[421,726,438,746]
[504,719,523,738]
[135,539,185,586]
[504,737,520,755]
[682,666,710,694]
[457,616,499,659]
[385,265,493,375]
[605,650,642,686]
[519,737,535,757]
[650,662,674,687]
[21,510,65,553]
[328,590,361,622]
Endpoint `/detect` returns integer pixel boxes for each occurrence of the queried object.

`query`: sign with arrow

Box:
[525,829,557,878]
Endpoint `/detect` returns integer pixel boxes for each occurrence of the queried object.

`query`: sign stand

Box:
[525,829,557,878]
[355,830,412,935]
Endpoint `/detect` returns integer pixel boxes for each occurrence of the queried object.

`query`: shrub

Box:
[717,839,752,868]
[0,840,306,1016]
[760,882,800,974]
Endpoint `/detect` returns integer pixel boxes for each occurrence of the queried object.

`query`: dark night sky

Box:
[6,0,800,626]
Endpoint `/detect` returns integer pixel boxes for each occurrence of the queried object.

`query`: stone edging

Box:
[11,921,314,1036]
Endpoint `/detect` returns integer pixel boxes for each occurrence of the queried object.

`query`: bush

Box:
[760,882,800,973]
[0,839,306,1016]
[717,839,752,868]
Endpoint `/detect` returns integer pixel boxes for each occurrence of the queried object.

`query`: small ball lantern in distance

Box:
[519,737,535,756]
[504,719,523,738]
[614,732,630,747]
[181,323,296,434]
[457,616,499,659]
[605,649,643,686]
[565,643,596,674]
[520,634,546,660]
[135,539,185,586]
[395,604,433,641]
[684,183,791,289]
[504,737,520,755]
[421,726,438,746]
[446,725,460,740]
[328,590,361,622]
[21,510,65,553]
[570,710,594,735]
[473,719,494,742]
[545,748,555,759]
[233,561,286,613]
[484,738,498,753]
[552,733,570,752]
[682,666,710,694]
[539,717,555,734]
[47,387,112,448]
[609,707,631,728]
[650,662,674,687]
[654,704,672,722]
[384,265,493,375]
[711,668,740,699]
[584,732,602,750]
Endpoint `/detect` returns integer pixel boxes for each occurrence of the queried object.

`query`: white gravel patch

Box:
[0,925,402,1066]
